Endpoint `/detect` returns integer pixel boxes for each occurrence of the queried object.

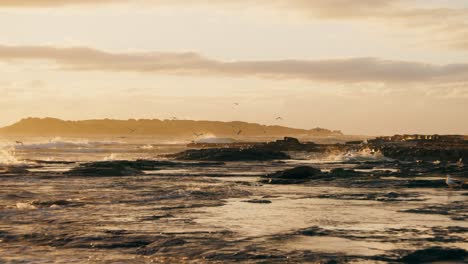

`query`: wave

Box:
[13,137,123,150]
[0,146,20,165]
[139,144,154,150]
[290,148,391,163]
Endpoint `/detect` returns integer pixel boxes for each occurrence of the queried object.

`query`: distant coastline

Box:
[0,117,343,138]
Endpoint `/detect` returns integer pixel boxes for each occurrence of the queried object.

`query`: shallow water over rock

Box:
[0,139,467,263]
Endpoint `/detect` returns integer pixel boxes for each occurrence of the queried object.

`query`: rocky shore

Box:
[1,134,467,263]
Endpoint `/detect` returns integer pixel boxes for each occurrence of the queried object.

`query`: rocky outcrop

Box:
[260,166,324,184]
[399,247,467,263]
[171,148,290,161]
[65,160,176,177]
[256,137,319,152]
[368,135,468,162]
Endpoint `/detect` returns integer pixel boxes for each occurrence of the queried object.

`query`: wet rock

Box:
[369,135,468,162]
[141,214,174,221]
[401,201,467,221]
[257,137,318,152]
[172,148,290,161]
[65,159,178,176]
[67,162,142,176]
[29,160,76,165]
[137,238,187,255]
[327,168,362,177]
[399,247,468,263]
[242,199,272,204]
[317,192,424,202]
[0,166,30,174]
[300,226,330,236]
[205,251,287,261]
[31,199,85,208]
[260,166,323,184]
[404,179,450,188]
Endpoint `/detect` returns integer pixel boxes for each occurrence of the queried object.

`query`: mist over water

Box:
[0,136,187,163]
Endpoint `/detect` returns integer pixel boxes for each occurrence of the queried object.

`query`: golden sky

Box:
[1,0,467,135]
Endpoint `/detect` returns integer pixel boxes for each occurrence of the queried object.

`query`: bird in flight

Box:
[276,117,283,121]
[236,129,243,135]
[233,103,240,106]
[15,141,24,145]
[128,128,136,133]
[193,132,204,138]
[171,116,178,120]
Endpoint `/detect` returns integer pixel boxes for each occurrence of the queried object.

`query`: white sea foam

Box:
[140,144,154,150]
[13,137,122,150]
[16,202,37,210]
[103,153,118,161]
[290,148,391,164]
[0,146,20,165]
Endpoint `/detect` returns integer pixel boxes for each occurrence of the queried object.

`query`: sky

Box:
[0,0,467,135]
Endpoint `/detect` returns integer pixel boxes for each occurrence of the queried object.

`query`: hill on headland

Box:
[0,117,343,137]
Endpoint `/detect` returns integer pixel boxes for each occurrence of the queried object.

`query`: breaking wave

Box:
[0,146,20,165]
[291,148,391,163]
[13,137,123,150]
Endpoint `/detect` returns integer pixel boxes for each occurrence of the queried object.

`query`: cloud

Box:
[0,45,467,84]
[0,0,125,7]
[1,1,467,51]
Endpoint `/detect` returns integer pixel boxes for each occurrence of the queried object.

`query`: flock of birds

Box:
[10,102,466,190]
[189,102,283,139]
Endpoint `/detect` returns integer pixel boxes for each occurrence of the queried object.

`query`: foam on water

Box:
[290,147,392,164]
[0,145,20,165]
[14,137,122,150]
[139,144,154,150]
[103,153,118,161]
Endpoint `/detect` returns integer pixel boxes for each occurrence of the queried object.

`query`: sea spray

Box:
[0,145,19,165]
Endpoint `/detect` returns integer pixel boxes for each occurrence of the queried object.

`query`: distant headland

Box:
[0,117,343,138]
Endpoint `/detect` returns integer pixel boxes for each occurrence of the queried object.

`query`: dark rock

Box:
[242,199,272,204]
[66,160,177,176]
[137,238,187,255]
[400,201,467,221]
[141,214,174,221]
[258,137,318,151]
[32,200,85,208]
[369,135,468,162]
[300,226,330,236]
[29,160,76,165]
[327,168,362,177]
[67,162,142,176]
[171,148,290,161]
[405,179,450,188]
[0,166,30,174]
[399,247,468,263]
[316,192,423,202]
[260,166,323,184]
[266,166,322,179]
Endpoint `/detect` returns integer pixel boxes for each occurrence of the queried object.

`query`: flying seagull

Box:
[275,117,283,121]
[128,128,136,134]
[233,103,240,106]
[193,132,204,138]
[15,141,24,145]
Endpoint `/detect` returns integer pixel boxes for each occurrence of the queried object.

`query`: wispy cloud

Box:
[1,1,467,51]
[1,45,467,84]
